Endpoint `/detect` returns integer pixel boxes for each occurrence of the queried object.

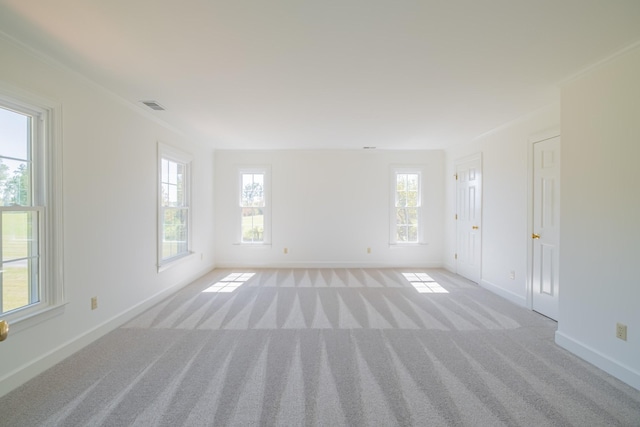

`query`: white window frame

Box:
[238,166,271,245]
[0,83,64,332]
[390,166,424,245]
[157,142,193,271]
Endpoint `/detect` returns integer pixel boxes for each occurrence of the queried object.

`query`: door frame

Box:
[526,128,560,311]
[454,152,483,283]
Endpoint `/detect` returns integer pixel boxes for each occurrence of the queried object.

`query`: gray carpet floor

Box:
[2,268,639,426]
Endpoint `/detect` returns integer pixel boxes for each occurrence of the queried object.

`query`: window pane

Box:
[161,183,169,206]
[168,184,177,205]
[161,159,169,184]
[407,174,419,191]
[176,164,185,205]
[161,158,187,208]
[162,208,188,260]
[0,159,31,206]
[396,191,407,207]
[408,226,418,242]
[242,174,252,190]
[396,174,406,191]
[177,181,184,206]
[2,262,28,313]
[168,160,177,184]
[241,175,250,206]
[406,191,418,207]
[407,208,418,225]
[2,210,37,262]
[397,226,408,242]
[242,207,264,242]
[242,173,264,207]
[0,107,30,160]
[396,207,407,225]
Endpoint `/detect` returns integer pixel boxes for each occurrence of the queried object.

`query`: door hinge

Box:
[455,214,458,220]
[454,173,458,180]
[454,253,458,260]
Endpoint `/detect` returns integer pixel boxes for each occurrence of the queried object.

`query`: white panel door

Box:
[532,137,560,320]
[456,155,482,283]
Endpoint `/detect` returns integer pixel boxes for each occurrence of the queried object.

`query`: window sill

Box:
[157,251,195,273]
[2,302,67,335]
[233,242,272,247]
[389,242,429,248]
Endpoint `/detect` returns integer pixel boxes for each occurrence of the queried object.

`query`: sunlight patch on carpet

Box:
[402,273,448,294]
[203,273,255,293]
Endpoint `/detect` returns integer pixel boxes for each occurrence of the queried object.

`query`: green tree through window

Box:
[1,162,30,206]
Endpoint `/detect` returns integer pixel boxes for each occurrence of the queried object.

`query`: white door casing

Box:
[455,154,482,283]
[531,136,560,320]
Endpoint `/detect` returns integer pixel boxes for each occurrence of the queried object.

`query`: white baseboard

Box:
[215,261,444,269]
[0,263,215,398]
[479,279,527,307]
[431,267,528,308]
[442,263,456,274]
[555,331,640,391]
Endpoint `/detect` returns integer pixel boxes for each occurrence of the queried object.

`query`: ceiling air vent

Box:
[141,101,165,111]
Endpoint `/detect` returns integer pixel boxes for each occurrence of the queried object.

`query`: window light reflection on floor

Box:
[402,273,449,294]
[202,273,255,293]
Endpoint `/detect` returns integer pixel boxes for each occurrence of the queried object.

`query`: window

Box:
[158,143,192,268]
[0,87,63,325]
[392,169,422,244]
[239,168,270,244]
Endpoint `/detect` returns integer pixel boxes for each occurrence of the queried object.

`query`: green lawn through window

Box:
[2,211,31,313]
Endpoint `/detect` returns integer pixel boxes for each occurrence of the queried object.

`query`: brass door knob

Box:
[532,233,541,239]
[472,225,479,230]
[0,320,8,342]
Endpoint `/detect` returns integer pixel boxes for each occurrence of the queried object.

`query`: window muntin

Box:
[158,144,192,267]
[0,101,47,317]
[240,172,265,243]
[393,170,422,244]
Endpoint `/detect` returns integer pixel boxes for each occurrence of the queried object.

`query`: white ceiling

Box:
[1,0,640,150]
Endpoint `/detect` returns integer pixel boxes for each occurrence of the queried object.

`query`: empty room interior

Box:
[0,1,639,425]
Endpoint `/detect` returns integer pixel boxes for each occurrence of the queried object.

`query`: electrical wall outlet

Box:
[283,248,288,254]
[367,247,372,254]
[91,297,98,310]
[509,271,515,280]
[616,323,627,341]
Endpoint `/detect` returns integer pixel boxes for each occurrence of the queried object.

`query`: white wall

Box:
[0,35,216,396]
[215,150,444,268]
[556,46,640,390]
[444,104,560,305]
